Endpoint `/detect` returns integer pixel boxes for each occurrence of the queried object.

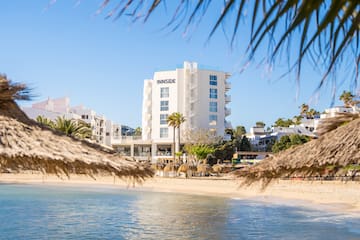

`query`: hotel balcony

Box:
[111,135,143,145]
[225,121,232,129]
[225,107,231,116]
[225,82,231,91]
[225,95,231,103]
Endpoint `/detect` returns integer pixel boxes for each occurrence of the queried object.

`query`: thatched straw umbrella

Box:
[163,163,178,172]
[178,163,189,173]
[162,162,178,177]
[177,163,190,178]
[236,114,360,186]
[0,76,154,183]
[212,164,223,174]
[197,164,211,176]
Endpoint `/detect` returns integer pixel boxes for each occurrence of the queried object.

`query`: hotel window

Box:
[160,101,169,111]
[209,114,217,125]
[209,102,217,112]
[160,87,169,98]
[209,75,217,86]
[209,88,217,99]
[160,127,168,138]
[209,114,217,122]
[160,114,168,125]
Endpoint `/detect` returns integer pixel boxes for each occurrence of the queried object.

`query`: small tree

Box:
[255,121,265,128]
[213,141,235,163]
[300,103,309,117]
[306,109,320,119]
[234,125,246,138]
[238,136,252,151]
[293,115,303,125]
[339,91,355,107]
[134,127,142,136]
[273,118,294,127]
[189,145,215,164]
[36,115,55,128]
[272,134,310,153]
[183,129,222,146]
[53,116,92,139]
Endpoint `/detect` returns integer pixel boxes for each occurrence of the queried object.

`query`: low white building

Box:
[247,124,317,152]
[320,106,356,118]
[22,97,126,147]
[70,105,107,144]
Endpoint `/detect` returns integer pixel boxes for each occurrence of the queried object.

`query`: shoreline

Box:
[1,173,360,215]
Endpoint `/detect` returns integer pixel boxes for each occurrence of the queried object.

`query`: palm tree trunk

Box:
[173,126,176,164]
[177,126,181,153]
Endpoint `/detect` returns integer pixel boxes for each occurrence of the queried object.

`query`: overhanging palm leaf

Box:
[97,0,359,92]
[0,75,32,103]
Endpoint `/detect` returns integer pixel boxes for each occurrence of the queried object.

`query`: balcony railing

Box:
[225,95,231,103]
[111,135,143,144]
[225,82,231,90]
[225,121,232,129]
[225,107,231,116]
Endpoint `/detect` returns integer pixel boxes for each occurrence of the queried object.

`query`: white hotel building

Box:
[22,97,129,147]
[112,61,232,162]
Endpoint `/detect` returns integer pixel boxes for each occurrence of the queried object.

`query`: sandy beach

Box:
[1,173,360,213]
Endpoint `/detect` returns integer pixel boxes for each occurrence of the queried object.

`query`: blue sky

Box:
[0,1,354,131]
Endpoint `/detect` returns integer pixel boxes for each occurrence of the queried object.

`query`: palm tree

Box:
[36,115,54,128]
[234,125,246,138]
[96,1,359,91]
[300,103,309,117]
[167,112,186,162]
[54,116,92,139]
[293,115,303,125]
[340,91,355,107]
[134,127,142,136]
[306,108,319,119]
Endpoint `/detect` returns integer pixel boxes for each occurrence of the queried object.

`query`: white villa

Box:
[246,103,359,151]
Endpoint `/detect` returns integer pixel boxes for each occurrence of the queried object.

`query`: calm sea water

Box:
[0,184,359,240]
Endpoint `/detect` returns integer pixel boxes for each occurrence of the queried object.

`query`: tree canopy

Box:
[272,134,310,153]
[255,121,266,128]
[234,125,246,138]
[273,118,294,128]
[36,116,92,140]
[340,90,356,107]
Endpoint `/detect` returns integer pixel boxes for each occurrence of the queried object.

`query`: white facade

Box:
[136,61,231,162]
[22,97,122,147]
[320,106,355,119]
[142,61,231,143]
[70,105,107,144]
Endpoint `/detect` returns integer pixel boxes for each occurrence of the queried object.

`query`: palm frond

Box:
[96,0,359,92]
[0,75,32,103]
